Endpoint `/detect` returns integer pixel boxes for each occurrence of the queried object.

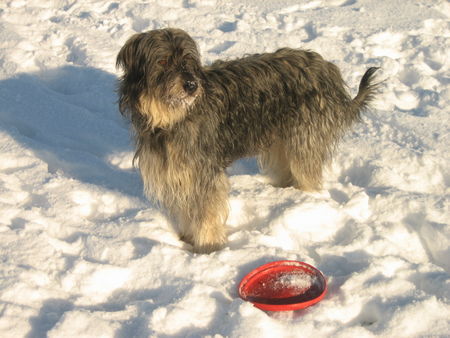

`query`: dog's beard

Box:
[138,84,200,130]
[167,91,198,110]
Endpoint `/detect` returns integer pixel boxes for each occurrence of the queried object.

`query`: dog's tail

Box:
[352,67,380,111]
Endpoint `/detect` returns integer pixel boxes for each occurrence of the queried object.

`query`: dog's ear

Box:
[116,33,143,72]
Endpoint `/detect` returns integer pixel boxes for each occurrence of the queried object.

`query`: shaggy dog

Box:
[116,28,378,253]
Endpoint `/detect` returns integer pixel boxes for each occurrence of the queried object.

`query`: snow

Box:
[0,0,449,336]
[276,271,318,292]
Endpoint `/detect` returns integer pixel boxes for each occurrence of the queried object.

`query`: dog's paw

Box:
[191,232,227,254]
[179,233,194,246]
[179,233,224,254]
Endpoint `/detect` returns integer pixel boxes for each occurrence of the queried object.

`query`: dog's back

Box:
[200,48,377,164]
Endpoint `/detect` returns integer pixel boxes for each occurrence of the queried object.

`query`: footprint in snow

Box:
[297,0,357,11]
[218,21,237,33]
[65,37,89,66]
[302,22,319,43]
[208,41,236,54]
[132,17,151,32]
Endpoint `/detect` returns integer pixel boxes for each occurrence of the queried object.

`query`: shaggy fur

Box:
[116,28,378,253]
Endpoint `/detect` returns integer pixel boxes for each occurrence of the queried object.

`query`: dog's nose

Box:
[183,80,198,95]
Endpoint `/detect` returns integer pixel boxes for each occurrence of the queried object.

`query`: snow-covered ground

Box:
[1,0,449,336]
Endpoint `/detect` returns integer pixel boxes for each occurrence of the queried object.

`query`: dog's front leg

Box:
[176,171,230,254]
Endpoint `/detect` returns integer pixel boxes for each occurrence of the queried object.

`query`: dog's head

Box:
[117,28,203,129]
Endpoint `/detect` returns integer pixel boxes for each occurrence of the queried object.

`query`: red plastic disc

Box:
[238,260,327,311]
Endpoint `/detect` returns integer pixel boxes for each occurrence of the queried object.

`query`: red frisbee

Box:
[238,260,327,311]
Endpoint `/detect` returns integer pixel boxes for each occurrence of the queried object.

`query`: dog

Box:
[116,28,378,253]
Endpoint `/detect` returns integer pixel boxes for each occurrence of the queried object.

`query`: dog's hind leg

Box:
[260,135,327,192]
[259,139,295,188]
[288,150,324,191]
[286,129,329,192]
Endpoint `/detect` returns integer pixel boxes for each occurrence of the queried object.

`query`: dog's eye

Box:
[158,59,168,67]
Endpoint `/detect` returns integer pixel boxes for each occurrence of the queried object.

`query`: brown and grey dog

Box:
[116,28,378,253]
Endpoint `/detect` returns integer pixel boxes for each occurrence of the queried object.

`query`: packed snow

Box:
[276,272,318,292]
[0,0,449,337]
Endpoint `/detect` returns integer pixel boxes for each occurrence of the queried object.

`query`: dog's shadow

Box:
[0,66,264,197]
[0,65,143,197]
